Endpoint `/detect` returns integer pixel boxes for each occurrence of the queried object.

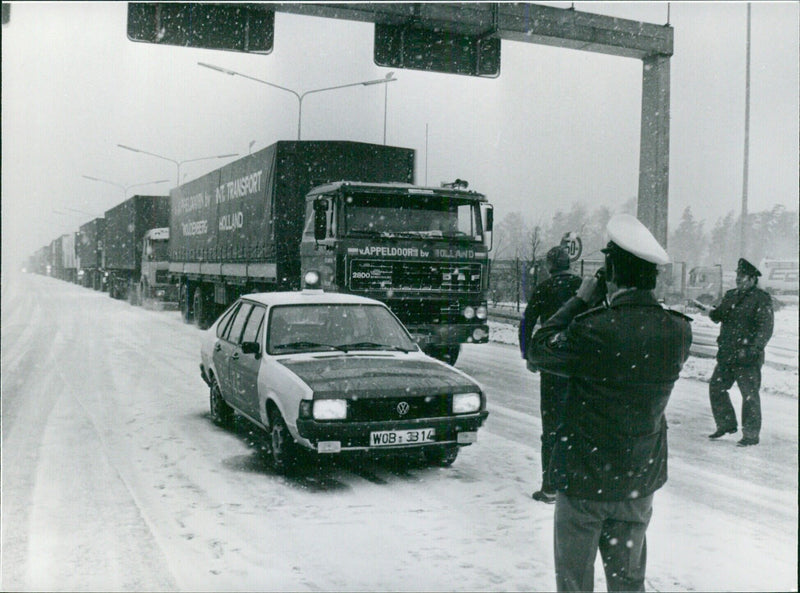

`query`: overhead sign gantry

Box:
[126,2,673,245]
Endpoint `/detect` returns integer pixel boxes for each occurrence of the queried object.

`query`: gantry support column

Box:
[637,54,671,247]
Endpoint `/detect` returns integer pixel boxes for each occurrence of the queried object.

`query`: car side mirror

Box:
[241,341,261,356]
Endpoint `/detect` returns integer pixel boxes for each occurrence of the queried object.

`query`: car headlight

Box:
[462,306,475,319]
[452,392,481,414]
[476,305,488,320]
[313,399,347,420]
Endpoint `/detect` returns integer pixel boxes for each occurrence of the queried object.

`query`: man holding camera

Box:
[529,214,692,592]
[519,245,582,504]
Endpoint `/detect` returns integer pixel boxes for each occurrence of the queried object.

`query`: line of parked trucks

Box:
[28,140,495,365]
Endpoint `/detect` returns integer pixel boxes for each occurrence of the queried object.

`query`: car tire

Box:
[423,444,459,467]
[426,346,460,366]
[209,377,233,427]
[270,411,299,473]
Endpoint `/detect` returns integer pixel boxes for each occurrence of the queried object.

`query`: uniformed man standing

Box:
[519,245,582,503]
[705,258,774,447]
[529,214,692,592]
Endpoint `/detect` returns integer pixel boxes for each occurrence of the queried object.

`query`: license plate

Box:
[370,428,436,447]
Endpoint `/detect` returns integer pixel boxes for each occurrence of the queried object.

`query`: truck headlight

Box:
[303,271,321,290]
[313,399,347,420]
[476,305,488,320]
[452,392,481,414]
[462,306,475,319]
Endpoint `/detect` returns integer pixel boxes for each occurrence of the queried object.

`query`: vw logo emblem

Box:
[396,401,410,416]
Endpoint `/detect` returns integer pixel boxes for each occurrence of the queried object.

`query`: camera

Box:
[595,267,608,301]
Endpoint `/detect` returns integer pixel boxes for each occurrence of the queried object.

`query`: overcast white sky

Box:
[2,2,798,271]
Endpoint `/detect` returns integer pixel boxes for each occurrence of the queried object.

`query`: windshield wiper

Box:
[272,341,343,352]
[335,341,412,353]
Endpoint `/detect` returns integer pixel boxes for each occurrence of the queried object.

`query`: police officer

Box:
[519,245,582,503]
[705,258,774,446]
[529,214,692,592]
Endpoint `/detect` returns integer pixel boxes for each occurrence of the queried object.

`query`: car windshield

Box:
[342,193,483,241]
[267,303,418,355]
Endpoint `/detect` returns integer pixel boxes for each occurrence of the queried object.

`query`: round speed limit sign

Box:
[561,232,583,262]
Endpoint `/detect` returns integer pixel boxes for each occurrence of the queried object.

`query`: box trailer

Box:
[103,195,170,302]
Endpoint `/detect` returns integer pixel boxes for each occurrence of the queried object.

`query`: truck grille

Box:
[348,394,450,422]
[349,259,482,293]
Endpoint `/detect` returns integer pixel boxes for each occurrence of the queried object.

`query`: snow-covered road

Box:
[2,272,797,591]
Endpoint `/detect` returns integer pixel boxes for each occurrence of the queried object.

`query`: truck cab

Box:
[686,264,724,306]
[139,227,178,305]
[300,181,493,364]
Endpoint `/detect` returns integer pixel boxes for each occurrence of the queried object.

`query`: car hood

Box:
[278,355,478,398]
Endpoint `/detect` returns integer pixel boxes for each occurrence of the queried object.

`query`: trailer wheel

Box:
[193,288,210,330]
[180,284,193,324]
[128,281,140,306]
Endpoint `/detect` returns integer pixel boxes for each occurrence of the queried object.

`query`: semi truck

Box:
[138,226,179,305]
[103,195,171,303]
[49,236,64,280]
[60,232,78,283]
[77,217,106,290]
[169,140,493,364]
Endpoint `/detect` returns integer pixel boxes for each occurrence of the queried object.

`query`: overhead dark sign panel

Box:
[374,23,500,78]
[127,3,274,54]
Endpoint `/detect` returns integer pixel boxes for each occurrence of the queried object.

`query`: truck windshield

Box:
[148,240,170,261]
[343,194,483,241]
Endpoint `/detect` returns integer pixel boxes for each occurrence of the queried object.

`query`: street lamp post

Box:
[198,62,397,141]
[82,175,171,201]
[115,146,239,186]
[383,72,394,145]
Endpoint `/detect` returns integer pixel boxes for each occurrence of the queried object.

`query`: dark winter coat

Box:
[519,270,582,361]
[528,290,693,501]
[709,286,774,366]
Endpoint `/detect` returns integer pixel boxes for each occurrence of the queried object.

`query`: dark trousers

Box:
[709,363,762,438]
[540,372,568,492]
[554,492,654,592]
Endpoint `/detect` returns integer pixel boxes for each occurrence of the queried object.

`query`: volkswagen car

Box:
[199,274,488,473]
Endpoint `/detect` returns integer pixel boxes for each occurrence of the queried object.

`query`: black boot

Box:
[736,436,759,447]
[708,427,737,439]
[531,489,556,504]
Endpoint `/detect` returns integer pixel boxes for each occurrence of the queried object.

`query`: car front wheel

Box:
[270,411,299,473]
[425,346,460,366]
[209,377,233,427]
[423,444,459,467]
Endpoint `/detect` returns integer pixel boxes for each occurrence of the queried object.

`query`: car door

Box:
[230,304,266,419]
[211,302,239,399]
[214,302,252,408]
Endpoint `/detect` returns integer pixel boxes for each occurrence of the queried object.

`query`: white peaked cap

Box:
[604,214,670,265]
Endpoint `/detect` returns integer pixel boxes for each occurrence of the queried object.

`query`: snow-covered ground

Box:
[2,273,797,592]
